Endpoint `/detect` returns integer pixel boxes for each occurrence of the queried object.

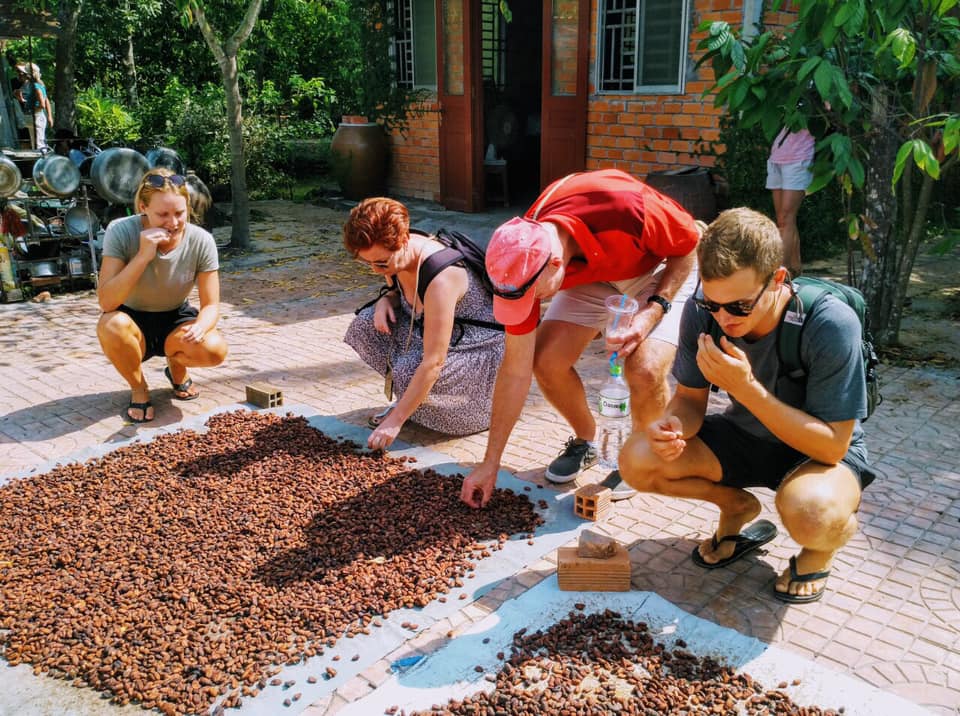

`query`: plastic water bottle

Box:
[597,360,630,469]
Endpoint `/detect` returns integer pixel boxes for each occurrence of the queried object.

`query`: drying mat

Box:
[337,577,934,716]
[0,403,590,716]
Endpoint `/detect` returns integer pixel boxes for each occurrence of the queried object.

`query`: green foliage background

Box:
[712,115,848,262]
[6,0,415,200]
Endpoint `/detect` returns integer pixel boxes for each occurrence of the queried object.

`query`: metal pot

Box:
[26,258,60,277]
[78,154,97,178]
[145,147,185,175]
[90,147,149,205]
[32,154,81,198]
[64,205,100,237]
[0,154,23,197]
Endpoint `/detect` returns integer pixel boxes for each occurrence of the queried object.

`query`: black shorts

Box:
[698,414,876,491]
[118,302,199,361]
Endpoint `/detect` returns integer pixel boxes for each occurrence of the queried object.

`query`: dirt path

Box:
[808,244,960,370]
[215,200,383,313]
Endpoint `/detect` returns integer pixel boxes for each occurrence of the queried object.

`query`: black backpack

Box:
[413,228,502,332]
[709,276,881,420]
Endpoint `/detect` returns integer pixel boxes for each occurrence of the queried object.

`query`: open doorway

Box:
[480,0,541,209]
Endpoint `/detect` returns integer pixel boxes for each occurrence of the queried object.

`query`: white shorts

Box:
[542,263,699,347]
[766,159,813,191]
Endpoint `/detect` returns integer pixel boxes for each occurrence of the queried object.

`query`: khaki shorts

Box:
[542,263,699,346]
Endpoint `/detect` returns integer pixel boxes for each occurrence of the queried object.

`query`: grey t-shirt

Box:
[103,214,219,312]
[673,286,867,461]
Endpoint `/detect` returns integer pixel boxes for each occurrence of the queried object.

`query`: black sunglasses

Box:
[355,254,392,269]
[492,259,550,299]
[144,174,186,189]
[693,275,772,317]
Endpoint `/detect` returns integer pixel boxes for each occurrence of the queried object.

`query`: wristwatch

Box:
[647,294,672,314]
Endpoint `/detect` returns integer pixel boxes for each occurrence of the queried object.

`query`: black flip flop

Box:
[164,366,200,401]
[125,400,154,423]
[773,555,830,604]
[691,519,778,570]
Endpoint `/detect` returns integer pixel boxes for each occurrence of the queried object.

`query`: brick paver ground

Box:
[1,200,958,715]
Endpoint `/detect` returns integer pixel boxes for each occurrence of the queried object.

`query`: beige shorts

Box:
[543,263,699,346]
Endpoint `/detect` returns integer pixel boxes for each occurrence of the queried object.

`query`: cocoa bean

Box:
[0,411,543,715]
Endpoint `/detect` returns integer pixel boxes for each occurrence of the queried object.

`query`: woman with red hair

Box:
[344,197,504,450]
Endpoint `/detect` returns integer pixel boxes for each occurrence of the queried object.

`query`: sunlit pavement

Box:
[1,199,957,715]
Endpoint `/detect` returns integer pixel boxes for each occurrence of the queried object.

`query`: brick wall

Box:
[388,98,442,201]
[589,1,715,176]
[387,0,797,201]
[587,0,797,179]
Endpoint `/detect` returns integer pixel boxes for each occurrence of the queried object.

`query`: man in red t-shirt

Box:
[460,169,701,508]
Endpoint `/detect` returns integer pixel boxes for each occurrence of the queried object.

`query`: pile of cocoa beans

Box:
[407,608,839,716]
[0,411,543,715]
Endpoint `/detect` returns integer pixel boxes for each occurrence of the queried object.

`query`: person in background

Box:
[343,197,505,450]
[767,127,814,275]
[16,63,53,150]
[619,208,874,603]
[5,51,29,144]
[459,169,700,508]
[96,168,228,423]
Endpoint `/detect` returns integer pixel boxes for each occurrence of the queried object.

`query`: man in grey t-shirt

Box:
[619,208,874,604]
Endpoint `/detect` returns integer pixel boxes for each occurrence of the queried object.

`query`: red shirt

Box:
[508,169,699,334]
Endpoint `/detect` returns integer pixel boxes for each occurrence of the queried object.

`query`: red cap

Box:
[485,217,553,325]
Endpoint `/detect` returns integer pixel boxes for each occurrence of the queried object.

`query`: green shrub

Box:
[289,74,337,130]
[75,87,140,144]
[137,78,190,144]
[282,137,333,178]
[707,115,847,262]
[134,78,339,201]
[161,83,295,200]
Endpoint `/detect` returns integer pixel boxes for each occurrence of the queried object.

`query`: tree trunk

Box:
[188,0,262,251]
[53,0,83,133]
[121,30,139,107]
[859,89,901,347]
[221,54,250,249]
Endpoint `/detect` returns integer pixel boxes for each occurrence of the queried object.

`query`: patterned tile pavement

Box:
[1,200,958,715]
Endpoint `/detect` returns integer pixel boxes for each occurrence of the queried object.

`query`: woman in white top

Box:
[16,63,53,150]
[96,168,228,423]
[767,127,815,275]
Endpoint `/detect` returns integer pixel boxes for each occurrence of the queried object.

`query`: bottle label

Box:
[598,394,630,418]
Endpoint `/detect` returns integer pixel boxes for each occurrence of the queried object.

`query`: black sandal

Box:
[773,555,831,604]
[691,520,778,570]
[125,400,154,423]
[164,366,200,401]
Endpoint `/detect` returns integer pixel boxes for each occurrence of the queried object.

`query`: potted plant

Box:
[329,0,429,200]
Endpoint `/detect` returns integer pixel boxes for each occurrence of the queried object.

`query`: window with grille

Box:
[393,0,437,89]
[598,0,689,94]
[481,0,506,90]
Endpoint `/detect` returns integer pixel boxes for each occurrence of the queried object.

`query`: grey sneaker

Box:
[600,470,637,501]
[545,437,598,484]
